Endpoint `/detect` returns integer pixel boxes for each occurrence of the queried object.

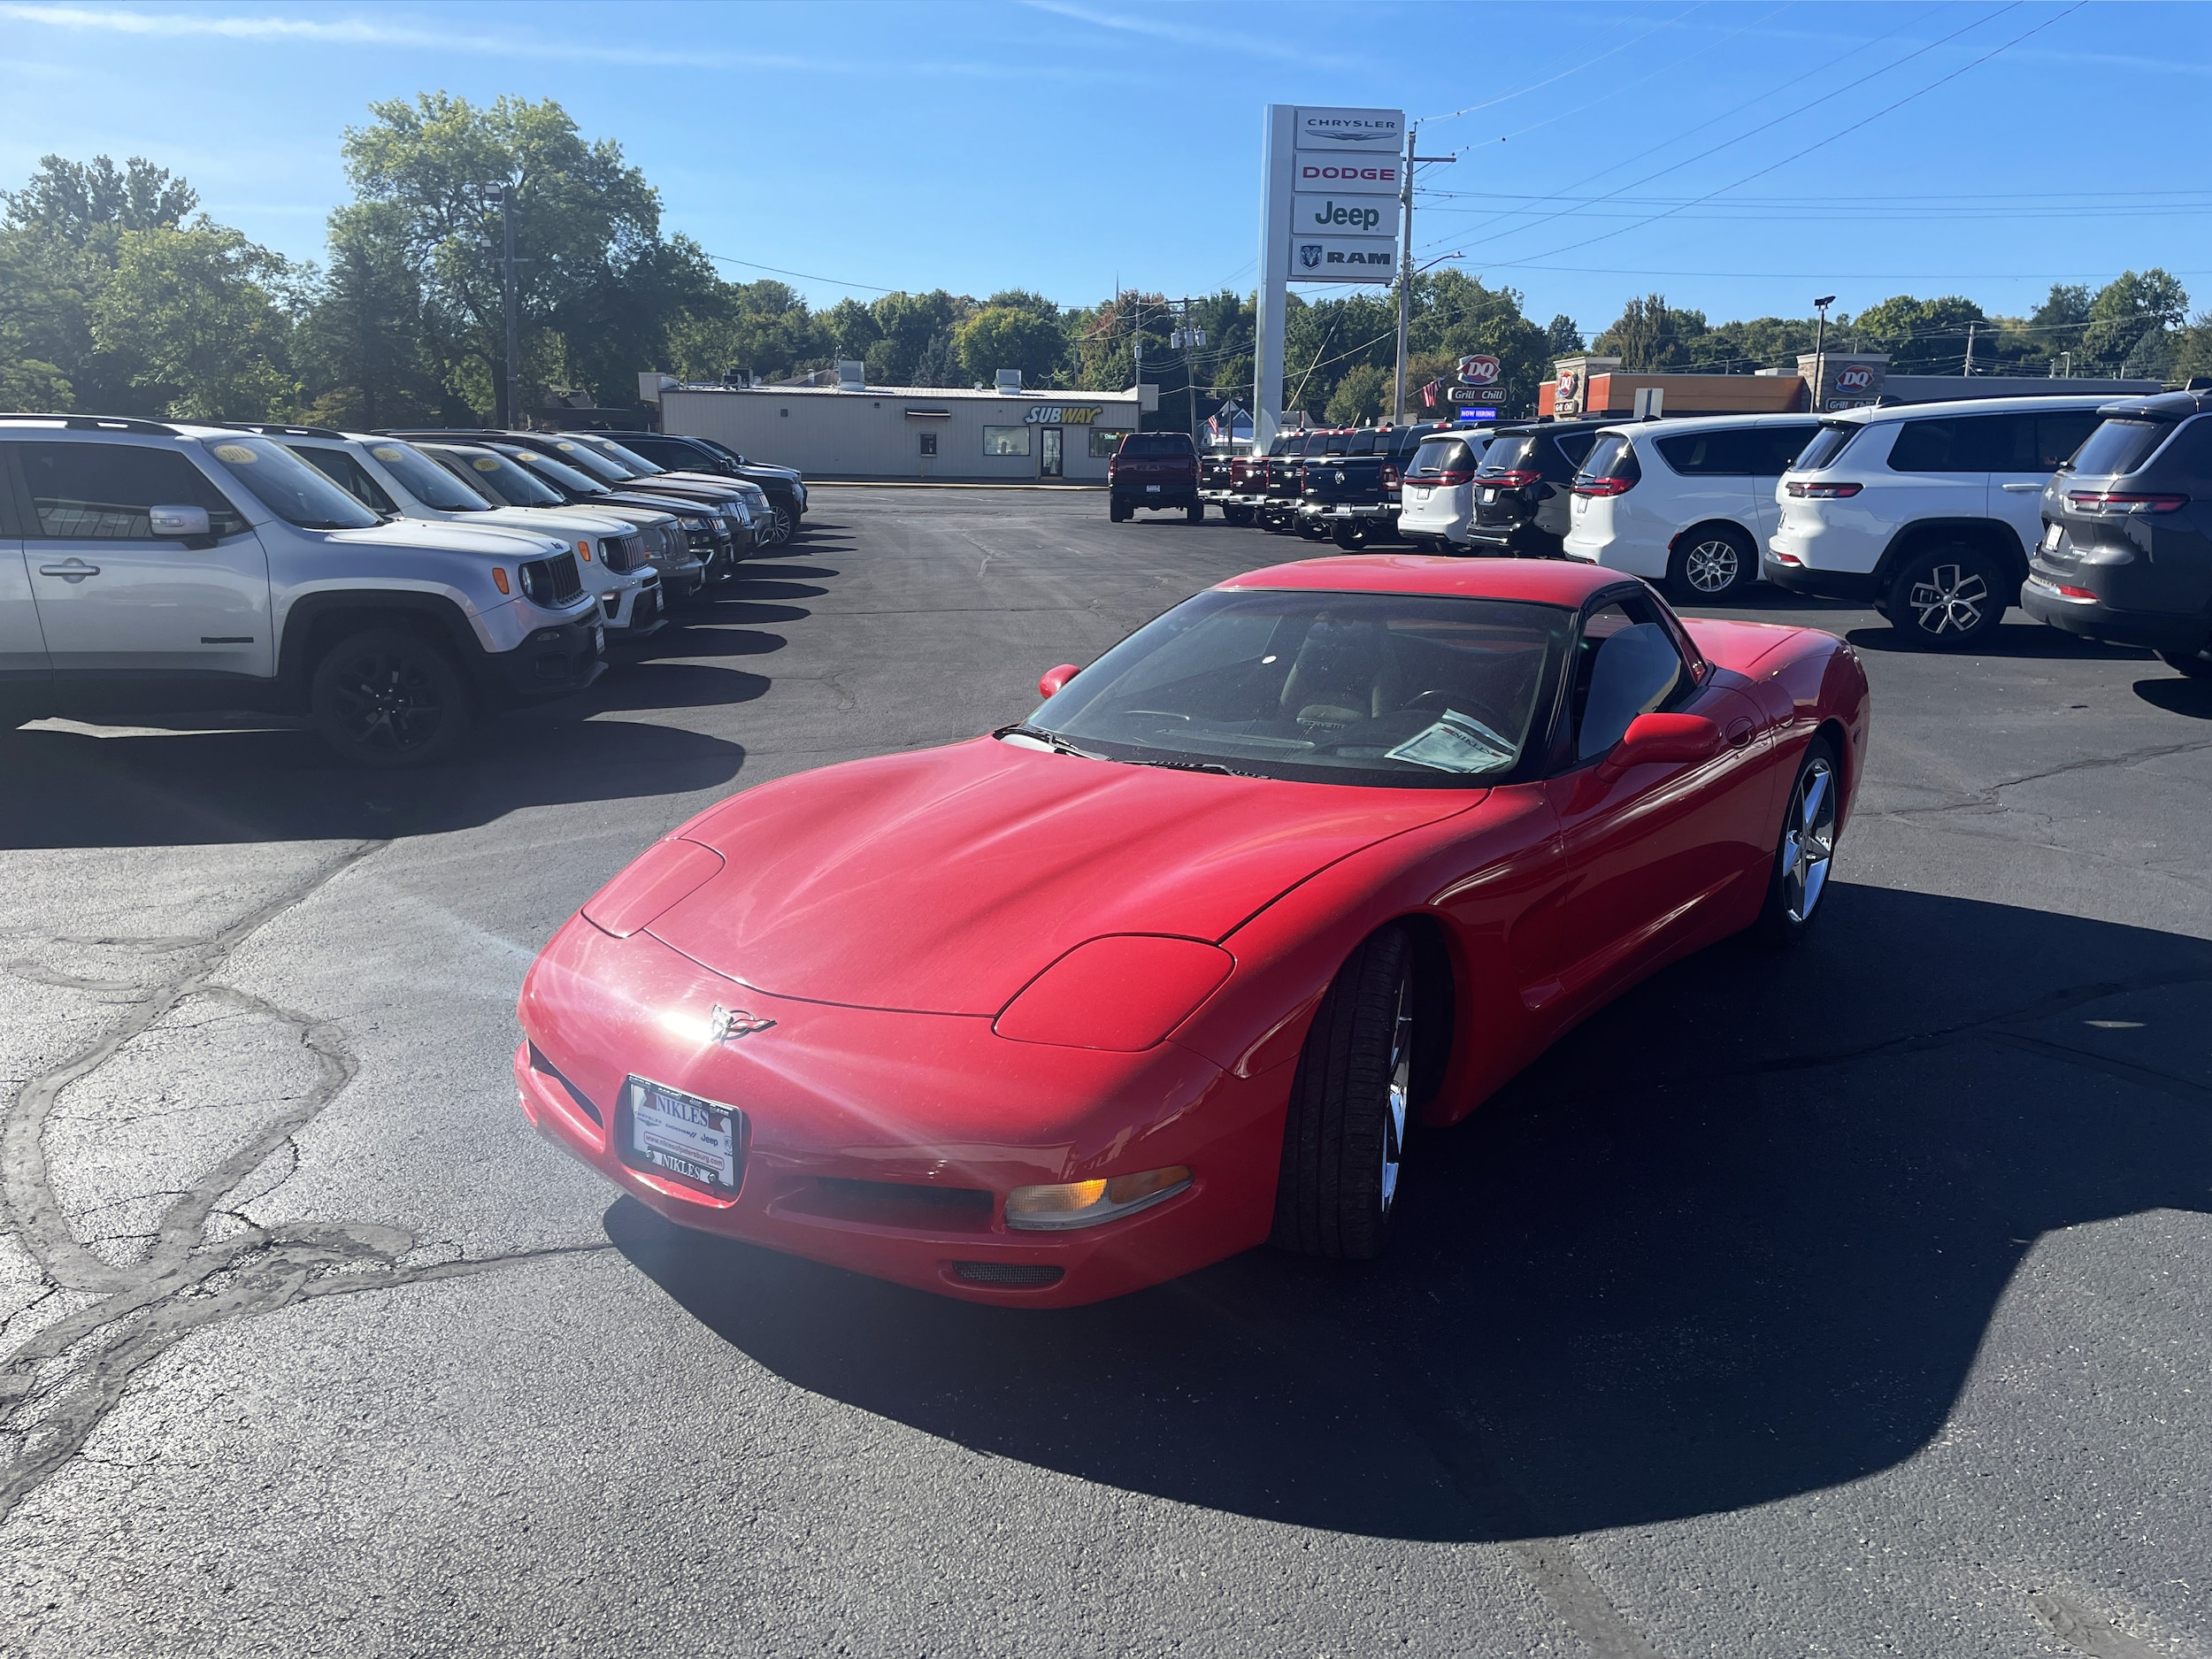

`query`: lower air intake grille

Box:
[951,1263,1064,1288]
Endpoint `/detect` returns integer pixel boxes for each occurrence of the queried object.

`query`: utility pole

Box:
[1132,294,1144,430]
[1963,320,1977,377]
[1391,128,1455,426]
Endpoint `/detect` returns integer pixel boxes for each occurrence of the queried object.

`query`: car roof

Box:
[1846,393,2125,425]
[1594,411,1817,438]
[1219,554,1624,608]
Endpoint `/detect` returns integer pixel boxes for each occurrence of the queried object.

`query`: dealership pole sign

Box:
[1254,104,1404,446]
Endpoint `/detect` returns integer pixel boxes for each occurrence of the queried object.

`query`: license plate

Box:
[1413,487,1431,501]
[1479,488,1496,503]
[1146,484,1161,493]
[2043,520,2063,550]
[623,1077,741,1192]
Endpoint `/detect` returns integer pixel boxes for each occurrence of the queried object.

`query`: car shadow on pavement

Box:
[611,882,2212,1543]
[2133,674,2212,718]
[1845,621,2155,659]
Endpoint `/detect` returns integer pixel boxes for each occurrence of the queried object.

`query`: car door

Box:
[1743,421,1822,541]
[16,440,273,677]
[0,479,49,684]
[1989,407,2102,559]
[1532,594,1772,1020]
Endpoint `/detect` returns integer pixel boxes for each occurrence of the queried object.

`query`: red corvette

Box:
[516,557,1868,1306]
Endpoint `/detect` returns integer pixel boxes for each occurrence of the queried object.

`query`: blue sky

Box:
[5,0,2211,336]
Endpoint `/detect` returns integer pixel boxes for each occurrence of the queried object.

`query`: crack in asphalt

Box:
[1876,733,2212,822]
[0,842,613,1526]
[2032,1590,2164,1658]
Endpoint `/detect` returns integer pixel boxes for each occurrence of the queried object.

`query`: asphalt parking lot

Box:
[2,486,2208,1659]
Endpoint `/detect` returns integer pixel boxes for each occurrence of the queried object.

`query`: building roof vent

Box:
[995,369,1022,395]
[836,359,866,392]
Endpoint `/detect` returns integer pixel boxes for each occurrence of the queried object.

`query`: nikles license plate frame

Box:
[618,1075,746,1195]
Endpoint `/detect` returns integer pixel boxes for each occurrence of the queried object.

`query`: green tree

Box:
[1593,293,1710,371]
[89,224,295,419]
[2081,269,2188,376]
[822,296,881,363]
[1324,361,1387,425]
[295,201,450,427]
[865,288,969,383]
[1847,295,1991,374]
[1544,314,1583,358]
[955,303,1065,387]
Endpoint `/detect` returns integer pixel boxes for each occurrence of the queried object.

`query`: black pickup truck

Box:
[1197,443,1245,518]
[1296,424,1444,549]
[1227,434,1294,526]
[1265,428,1351,533]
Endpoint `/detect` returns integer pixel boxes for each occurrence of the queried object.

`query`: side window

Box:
[2155,416,2212,486]
[1566,598,1691,763]
[19,442,248,540]
[294,448,396,513]
[2032,411,2102,471]
[1753,424,1821,475]
[1889,414,2024,473]
[1655,429,1763,476]
[1548,431,1599,478]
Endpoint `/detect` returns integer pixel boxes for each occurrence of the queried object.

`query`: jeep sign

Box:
[1294,194,1389,234]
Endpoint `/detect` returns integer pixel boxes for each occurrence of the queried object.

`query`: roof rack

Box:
[0,411,186,436]
[230,421,347,441]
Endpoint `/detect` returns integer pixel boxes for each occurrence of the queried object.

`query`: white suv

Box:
[258,427,665,637]
[1563,413,1822,602]
[0,415,603,766]
[1396,426,1496,551]
[1767,395,2109,647]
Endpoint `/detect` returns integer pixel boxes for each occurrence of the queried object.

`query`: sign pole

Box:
[1392,124,1415,426]
[1254,104,1294,447]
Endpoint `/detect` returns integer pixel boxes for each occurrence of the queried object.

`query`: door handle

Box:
[1726,718,1755,750]
[38,558,100,581]
[2000,481,2043,492]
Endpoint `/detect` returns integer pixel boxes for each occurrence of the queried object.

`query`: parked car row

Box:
[1130,389,2212,669]
[0,413,810,767]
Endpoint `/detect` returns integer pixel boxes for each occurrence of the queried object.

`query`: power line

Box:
[1416,4,1708,127]
[703,250,896,295]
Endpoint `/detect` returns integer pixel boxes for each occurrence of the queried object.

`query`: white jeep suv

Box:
[255,426,665,637]
[0,415,603,766]
[1767,395,2109,647]
[1563,412,1823,602]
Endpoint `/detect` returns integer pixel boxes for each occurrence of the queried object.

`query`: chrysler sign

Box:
[1295,107,1404,153]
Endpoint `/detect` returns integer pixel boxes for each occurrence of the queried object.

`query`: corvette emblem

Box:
[708,1004,775,1041]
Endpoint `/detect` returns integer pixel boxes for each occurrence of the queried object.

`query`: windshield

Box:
[542,439,637,483]
[428,446,565,506]
[203,436,380,530]
[367,441,491,512]
[1019,588,1569,788]
[2069,417,2175,478]
[1790,423,1860,473]
[503,446,611,495]
[580,436,667,474]
[1118,434,1194,457]
[1478,434,1541,477]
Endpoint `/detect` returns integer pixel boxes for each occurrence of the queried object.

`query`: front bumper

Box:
[515,918,1285,1307]
[605,574,665,635]
[488,618,605,704]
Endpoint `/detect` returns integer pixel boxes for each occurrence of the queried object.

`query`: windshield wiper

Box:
[994,722,1103,759]
[1133,757,1264,778]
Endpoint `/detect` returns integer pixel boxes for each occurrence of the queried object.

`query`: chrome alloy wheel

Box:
[1379,971,1412,1215]
[1780,756,1838,925]
[1907,562,1991,635]
[1684,535,1741,594]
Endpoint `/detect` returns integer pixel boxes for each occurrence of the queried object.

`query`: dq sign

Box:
[1836,366,1874,392]
[1457,355,1502,387]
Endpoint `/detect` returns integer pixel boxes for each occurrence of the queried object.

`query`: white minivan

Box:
[1396,426,1496,551]
[1767,395,2111,647]
[1563,413,1823,602]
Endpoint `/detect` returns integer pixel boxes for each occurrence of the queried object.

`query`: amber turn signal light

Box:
[491,566,510,595]
[1004,1166,1192,1232]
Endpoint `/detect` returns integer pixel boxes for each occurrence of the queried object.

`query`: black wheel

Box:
[1667,524,1758,603]
[1332,522,1364,551]
[1226,504,1253,526]
[1752,737,1841,946]
[1889,544,2006,649]
[1186,502,1204,524]
[2157,642,2212,679]
[309,627,470,770]
[1271,926,1415,1260]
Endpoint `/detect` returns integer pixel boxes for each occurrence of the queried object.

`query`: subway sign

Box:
[1023,405,1102,425]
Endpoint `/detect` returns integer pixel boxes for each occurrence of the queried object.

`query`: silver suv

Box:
[0,414,604,766]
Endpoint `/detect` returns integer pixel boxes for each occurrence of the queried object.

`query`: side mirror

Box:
[1601,711,1723,775]
[1038,664,1080,699]
[149,504,211,540]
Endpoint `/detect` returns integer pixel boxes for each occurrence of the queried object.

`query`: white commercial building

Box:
[654,378,1146,485]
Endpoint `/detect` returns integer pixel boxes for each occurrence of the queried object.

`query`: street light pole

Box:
[1810,294,1836,415]
[1391,130,1455,427]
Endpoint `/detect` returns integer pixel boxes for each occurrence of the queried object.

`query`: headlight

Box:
[680,517,707,530]
[1004,1167,1192,1231]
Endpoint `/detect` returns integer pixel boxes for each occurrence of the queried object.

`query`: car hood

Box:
[480,505,650,539]
[325,519,567,559]
[645,736,1479,1017]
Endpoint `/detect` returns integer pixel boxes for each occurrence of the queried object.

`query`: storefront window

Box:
[983,426,1033,456]
[1090,428,1130,458]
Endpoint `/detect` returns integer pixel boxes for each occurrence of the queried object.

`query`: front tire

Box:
[1186,502,1204,524]
[309,628,470,770]
[1332,522,1365,551]
[1890,544,2006,649]
[1668,524,1758,603]
[1271,926,1415,1260]
[1752,737,1841,946]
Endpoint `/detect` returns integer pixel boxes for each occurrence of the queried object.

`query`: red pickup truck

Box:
[1108,433,1201,523]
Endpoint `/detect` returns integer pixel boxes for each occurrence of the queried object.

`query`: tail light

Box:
[2067,490,2188,513]
[1486,469,1542,488]
[1786,480,1863,499]
[1411,469,1471,487]
[1381,465,1401,486]
[1574,476,1634,498]
[2051,582,2097,599]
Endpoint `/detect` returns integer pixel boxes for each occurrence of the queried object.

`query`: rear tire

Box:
[1332,522,1364,551]
[1667,524,1758,603]
[1271,925,1416,1261]
[1109,501,1129,523]
[2158,642,2212,679]
[1889,543,2007,649]
[309,627,470,770]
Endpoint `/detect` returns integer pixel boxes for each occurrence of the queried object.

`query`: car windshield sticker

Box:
[372,445,406,461]
[1385,710,1517,774]
[472,457,500,471]
[211,443,257,463]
